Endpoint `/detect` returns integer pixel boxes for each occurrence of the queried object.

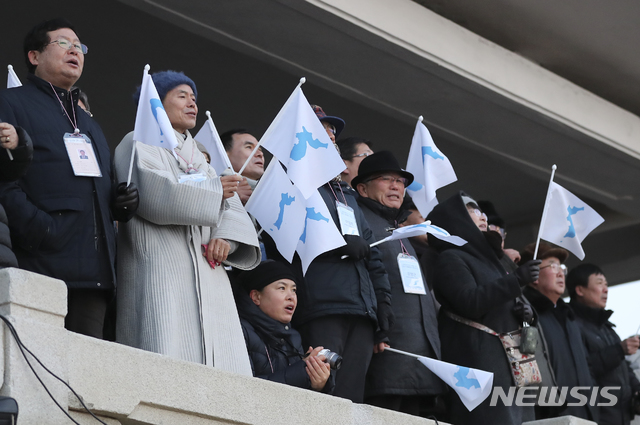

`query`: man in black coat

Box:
[0,123,33,269]
[0,18,138,338]
[567,263,640,425]
[353,151,445,417]
[521,243,598,422]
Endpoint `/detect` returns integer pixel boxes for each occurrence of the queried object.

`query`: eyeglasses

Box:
[49,39,88,54]
[351,151,373,159]
[540,263,567,276]
[488,224,507,240]
[365,175,409,187]
[322,122,336,135]
[469,208,488,221]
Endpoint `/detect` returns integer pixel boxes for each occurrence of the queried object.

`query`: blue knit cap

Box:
[133,70,198,104]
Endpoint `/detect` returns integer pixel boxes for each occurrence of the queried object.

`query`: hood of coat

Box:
[234,284,300,351]
[426,191,502,268]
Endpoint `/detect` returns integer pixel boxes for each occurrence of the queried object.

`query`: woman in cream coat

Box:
[114,71,260,375]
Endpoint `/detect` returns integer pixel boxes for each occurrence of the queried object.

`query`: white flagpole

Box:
[533,164,557,260]
[238,77,306,175]
[126,64,151,186]
[385,347,423,359]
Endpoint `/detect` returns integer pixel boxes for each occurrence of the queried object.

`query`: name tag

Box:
[336,201,359,236]
[64,132,102,177]
[398,253,427,295]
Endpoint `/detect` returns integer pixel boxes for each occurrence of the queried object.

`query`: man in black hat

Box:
[353,151,446,417]
[567,263,640,425]
[521,242,597,422]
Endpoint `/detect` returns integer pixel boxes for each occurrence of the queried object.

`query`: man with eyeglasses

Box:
[336,137,374,186]
[0,18,138,339]
[353,151,445,418]
[567,264,640,425]
[520,242,597,422]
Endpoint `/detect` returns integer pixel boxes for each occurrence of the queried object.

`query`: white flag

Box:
[7,65,21,88]
[245,160,307,262]
[133,66,178,153]
[260,84,345,199]
[374,222,467,248]
[539,182,604,260]
[194,111,233,175]
[418,356,493,411]
[406,117,457,216]
[295,191,345,274]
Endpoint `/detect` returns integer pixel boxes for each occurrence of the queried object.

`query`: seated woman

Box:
[114,70,260,375]
[235,261,333,392]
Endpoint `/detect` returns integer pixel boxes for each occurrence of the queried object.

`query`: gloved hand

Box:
[337,235,370,261]
[114,182,139,217]
[376,296,395,332]
[515,259,541,286]
[633,391,640,415]
[513,301,534,324]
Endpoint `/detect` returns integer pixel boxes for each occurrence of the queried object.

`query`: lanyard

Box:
[50,82,79,134]
[327,181,348,205]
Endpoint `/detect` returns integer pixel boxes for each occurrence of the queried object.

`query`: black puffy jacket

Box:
[0,75,121,288]
[571,300,640,425]
[0,127,33,269]
[235,286,334,392]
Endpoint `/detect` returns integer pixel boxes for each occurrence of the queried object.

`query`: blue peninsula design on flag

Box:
[299,207,330,243]
[454,366,481,390]
[290,126,328,161]
[150,98,168,142]
[273,193,296,230]
[422,146,445,162]
[563,205,585,238]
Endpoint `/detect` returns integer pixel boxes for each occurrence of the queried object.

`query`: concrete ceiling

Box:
[413,0,640,117]
[2,0,639,284]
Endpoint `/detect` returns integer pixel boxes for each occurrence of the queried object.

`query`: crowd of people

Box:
[1,17,640,425]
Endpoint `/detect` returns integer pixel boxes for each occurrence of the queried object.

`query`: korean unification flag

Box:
[539,182,604,260]
[296,191,345,275]
[133,66,178,153]
[418,356,493,411]
[245,160,307,262]
[406,117,457,216]
[194,112,233,175]
[260,84,345,199]
[7,65,21,88]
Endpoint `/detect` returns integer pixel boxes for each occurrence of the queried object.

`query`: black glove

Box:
[114,182,139,220]
[633,391,640,415]
[513,301,534,324]
[376,296,395,332]
[515,260,541,287]
[337,235,370,261]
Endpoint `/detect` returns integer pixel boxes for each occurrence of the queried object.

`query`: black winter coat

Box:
[427,192,533,425]
[524,287,598,422]
[263,182,391,327]
[358,197,445,398]
[0,75,121,289]
[235,286,334,392]
[0,127,33,268]
[570,300,640,425]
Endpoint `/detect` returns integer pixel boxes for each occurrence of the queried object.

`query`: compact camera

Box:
[317,348,342,370]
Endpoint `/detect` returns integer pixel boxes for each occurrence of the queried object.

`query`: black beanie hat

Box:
[240,260,297,293]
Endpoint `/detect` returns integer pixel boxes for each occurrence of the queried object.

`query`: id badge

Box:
[398,253,427,295]
[336,201,359,236]
[63,132,102,177]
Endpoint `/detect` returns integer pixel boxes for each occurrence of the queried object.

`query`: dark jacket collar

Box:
[28,73,79,98]
[569,299,614,326]
[357,196,410,224]
[524,285,575,319]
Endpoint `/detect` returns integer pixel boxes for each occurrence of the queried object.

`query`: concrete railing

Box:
[0,268,594,425]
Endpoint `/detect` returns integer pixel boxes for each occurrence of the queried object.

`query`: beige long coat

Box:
[114,130,260,376]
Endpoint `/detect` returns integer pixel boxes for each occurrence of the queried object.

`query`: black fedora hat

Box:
[351,150,414,188]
